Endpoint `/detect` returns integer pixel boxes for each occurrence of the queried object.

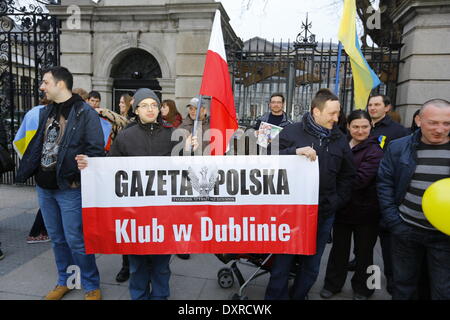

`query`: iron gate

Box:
[0,0,60,184]
[226,16,402,128]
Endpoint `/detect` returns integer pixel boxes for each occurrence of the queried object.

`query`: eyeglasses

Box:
[139,104,159,110]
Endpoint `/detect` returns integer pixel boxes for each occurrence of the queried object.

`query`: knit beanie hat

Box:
[132,88,161,111]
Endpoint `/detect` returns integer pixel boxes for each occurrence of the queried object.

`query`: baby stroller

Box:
[215,253,300,300]
[215,253,275,300]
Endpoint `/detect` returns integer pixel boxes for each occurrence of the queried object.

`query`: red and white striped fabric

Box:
[81,155,319,255]
[200,10,238,155]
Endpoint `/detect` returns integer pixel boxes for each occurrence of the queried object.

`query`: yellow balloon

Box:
[422,178,450,236]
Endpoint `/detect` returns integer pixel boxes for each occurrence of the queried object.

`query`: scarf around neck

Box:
[304,112,332,140]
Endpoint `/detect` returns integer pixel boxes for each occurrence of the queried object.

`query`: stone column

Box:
[175,14,212,117]
[48,0,95,93]
[391,0,450,126]
[92,77,114,108]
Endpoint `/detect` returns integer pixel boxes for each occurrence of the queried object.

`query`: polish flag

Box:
[200,10,238,155]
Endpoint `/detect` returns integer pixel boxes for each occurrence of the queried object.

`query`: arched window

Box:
[110,49,162,113]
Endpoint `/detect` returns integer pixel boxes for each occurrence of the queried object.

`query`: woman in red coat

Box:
[320,110,384,300]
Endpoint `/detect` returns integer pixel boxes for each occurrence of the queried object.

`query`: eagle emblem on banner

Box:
[188,166,219,197]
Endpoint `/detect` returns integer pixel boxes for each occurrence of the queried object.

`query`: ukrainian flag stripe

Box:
[338,0,381,109]
[13,105,44,159]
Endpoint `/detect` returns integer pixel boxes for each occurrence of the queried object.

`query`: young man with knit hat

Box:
[77,88,178,300]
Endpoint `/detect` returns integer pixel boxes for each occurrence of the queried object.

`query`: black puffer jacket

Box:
[279,115,356,218]
[109,119,178,157]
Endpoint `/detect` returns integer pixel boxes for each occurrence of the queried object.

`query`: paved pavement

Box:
[0,184,391,300]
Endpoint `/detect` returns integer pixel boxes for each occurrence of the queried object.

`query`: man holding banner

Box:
[77,88,179,300]
[265,89,355,300]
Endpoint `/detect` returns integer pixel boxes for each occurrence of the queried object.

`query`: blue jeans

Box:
[265,214,335,300]
[128,254,171,300]
[390,221,450,300]
[36,186,100,292]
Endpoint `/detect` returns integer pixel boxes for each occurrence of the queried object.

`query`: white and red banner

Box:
[81,155,319,255]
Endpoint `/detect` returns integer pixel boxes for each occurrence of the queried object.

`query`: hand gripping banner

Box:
[81,155,319,255]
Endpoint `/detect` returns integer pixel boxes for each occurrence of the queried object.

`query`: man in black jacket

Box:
[264,89,355,300]
[253,93,293,155]
[77,88,178,300]
[368,94,409,148]
[254,93,293,130]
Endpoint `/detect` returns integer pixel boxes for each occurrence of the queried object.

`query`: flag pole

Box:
[190,95,203,153]
[334,42,343,96]
[192,95,203,138]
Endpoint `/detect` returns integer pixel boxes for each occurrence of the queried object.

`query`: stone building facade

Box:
[48,0,239,115]
[391,0,450,126]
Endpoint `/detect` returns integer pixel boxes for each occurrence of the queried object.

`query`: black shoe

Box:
[177,254,190,260]
[347,258,356,272]
[353,293,369,300]
[320,288,336,299]
[386,276,394,295]
[0,248,4,260]
[115,267,129,283]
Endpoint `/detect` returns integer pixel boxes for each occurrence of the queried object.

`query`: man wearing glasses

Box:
[76,88,178,300]
[254,93,293,132]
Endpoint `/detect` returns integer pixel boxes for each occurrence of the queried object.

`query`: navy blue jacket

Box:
[279,117,356,218]
[370,115,409,148]
[254,112,293,130]
[377,130,422,229]
[16,100,105,189]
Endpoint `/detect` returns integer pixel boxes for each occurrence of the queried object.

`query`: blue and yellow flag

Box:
[14,105,113,157]
[13,105,45,159]
[99,117,112,150]
[338,0,381,109]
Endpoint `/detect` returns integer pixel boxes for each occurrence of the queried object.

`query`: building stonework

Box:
[48,0,238,116]
[391,0,450,127]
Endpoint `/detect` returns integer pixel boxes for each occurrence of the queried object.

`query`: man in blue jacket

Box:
[16,66,104,300]
[264,88,355,300]
[377,99,450,299]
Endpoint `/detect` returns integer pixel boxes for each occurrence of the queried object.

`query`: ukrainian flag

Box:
[13,105,45,159]
[14,105,112,157]
[99,117,112,150]
[338,0,381,109]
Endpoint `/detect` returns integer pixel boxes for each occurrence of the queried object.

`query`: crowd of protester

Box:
[0,66,449,300]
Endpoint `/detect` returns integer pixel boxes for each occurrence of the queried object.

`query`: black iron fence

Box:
[0,0,60,185]
[226,17,402,128]
[0,8,402,185]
